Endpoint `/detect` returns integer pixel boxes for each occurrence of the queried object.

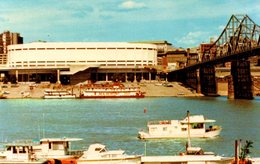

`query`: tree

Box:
[239,140,253,163]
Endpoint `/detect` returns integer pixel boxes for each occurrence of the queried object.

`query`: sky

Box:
[0,0,259,48]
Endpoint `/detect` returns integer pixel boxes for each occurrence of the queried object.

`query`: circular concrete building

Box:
[6,42,158,84]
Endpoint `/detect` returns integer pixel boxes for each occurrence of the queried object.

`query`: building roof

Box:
[131,40,172,45]
[8,42,158,49]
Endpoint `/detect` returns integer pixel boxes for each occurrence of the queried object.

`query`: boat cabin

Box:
[34,138,83,158]
[0,141,39,161]
[139,114,221,139]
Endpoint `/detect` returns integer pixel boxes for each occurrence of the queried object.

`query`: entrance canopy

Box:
[60,64,100,75]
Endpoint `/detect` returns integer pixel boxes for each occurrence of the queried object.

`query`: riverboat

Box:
[138,112,221,139]
[77,143,141,164]
[141,111,232,164]
[79,82,145,98]
[43,89,76,99]
[0,138,83,163]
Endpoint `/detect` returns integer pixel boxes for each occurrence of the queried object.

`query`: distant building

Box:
[0,31,23,65]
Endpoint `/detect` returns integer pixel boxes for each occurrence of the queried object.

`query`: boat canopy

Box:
[180,115,216,123]
[86,143,125,155]
[40,138,83,142]
[87,143,106,152]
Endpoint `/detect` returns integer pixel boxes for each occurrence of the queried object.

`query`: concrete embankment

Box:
[0,81,204,99]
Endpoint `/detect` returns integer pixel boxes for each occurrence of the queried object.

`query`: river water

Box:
[0,96,259,157]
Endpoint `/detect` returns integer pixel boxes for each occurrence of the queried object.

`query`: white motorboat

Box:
[141,111,232,164]
[138,112,221,139]
[43,89,76,99]
[77,143,141,164]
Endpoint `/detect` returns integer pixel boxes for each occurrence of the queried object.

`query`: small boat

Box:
[0,92,7,99]
[141,111,232,164]
[141,150,233,164]
[79,82,145,99]
[0,141,48,163]
[138,112,221,139]
[0,138,83,164]
[77,143,141,164]
[43,89,76,99]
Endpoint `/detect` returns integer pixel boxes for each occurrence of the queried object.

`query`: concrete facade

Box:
[4,42,158,84]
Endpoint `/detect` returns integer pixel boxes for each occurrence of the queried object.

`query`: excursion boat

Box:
[138,112,222,139]
[141,111,232,164]
[79,82,145,99]
[77,143,141,164]
[43,89,76,99]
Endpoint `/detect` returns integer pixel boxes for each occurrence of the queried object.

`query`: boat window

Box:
[100,148,106,153]
[13,147,17,154]
[192,123,204,129]
[95,148,102,152]
[7,146,11,151]
[181,128,187,131]
[19,146,26,153]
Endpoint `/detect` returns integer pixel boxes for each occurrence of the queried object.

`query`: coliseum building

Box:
[4,42,158,84]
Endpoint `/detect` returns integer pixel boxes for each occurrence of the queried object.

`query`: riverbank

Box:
[0,81,206,99]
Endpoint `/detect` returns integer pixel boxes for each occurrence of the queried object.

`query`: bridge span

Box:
[167,14,260,99]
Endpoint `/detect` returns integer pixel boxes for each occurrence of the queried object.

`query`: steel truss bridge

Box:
[168,14,260,99]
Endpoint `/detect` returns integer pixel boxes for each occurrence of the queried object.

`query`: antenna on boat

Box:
[42,113,45,138]
[144,141,147,156]
[187,110,191,148]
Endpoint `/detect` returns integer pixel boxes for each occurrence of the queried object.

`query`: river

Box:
[0,96,259,157]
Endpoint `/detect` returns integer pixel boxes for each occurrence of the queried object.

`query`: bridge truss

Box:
[202,14,260,62]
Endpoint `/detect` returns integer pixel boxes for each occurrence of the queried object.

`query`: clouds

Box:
[119,1,146,10]
[0,0,259,47]
[177,31,211,48]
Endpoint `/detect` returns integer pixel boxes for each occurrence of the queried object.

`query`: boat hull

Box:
[141,155,233,164]
[43,95,76,99]
[138,128,222,139]
[0,160,47,164]
[80,95,144,99]
[78,156,141,164]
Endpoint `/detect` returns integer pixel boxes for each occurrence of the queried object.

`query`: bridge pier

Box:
[185,69,200,93]
[228,60,253,99]
[199,65,218,96]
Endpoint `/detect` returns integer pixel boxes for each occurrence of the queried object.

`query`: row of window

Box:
[10,60,154,68]
[13,60,152,64]
[9,47,157,51]
[12,63,153,68]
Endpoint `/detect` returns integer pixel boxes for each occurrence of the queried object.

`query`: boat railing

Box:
[67,150,84,157]
[148,120,171,125]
